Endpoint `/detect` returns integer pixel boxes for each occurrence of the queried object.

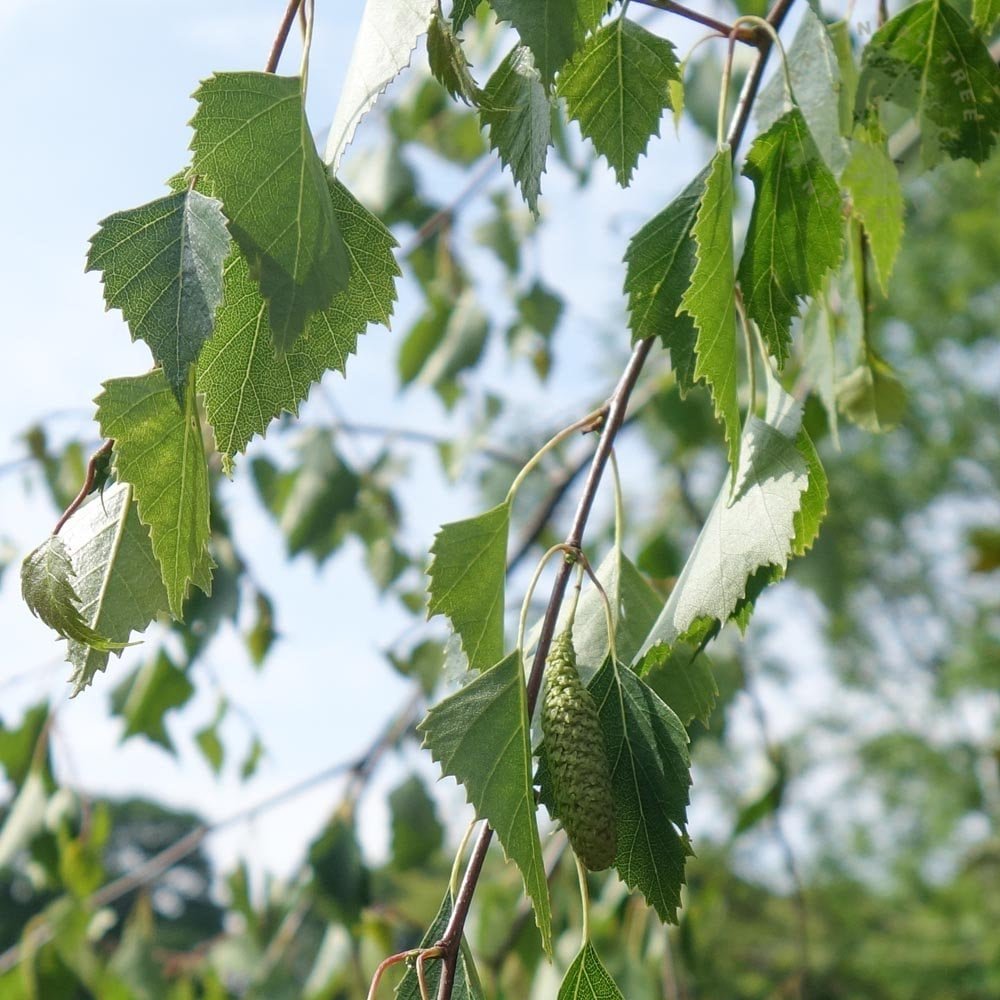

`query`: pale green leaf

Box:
[21,537,130,653]
[396,890,484,1000]
[737,109,844,365]
[59,484,171,695]
[842,131,904,293]
[558,942,624,1000]
[428,9,479,103]
[115,651,194,752]
[419,652,552,954]
[973,0,1000,31]
[558,17,679,186]
[191,72,349,349]
[857,0,1000,166]
[197,180,399,469]
[324,0,436,170]
[837,354,907,432]
[85,191,230,400]
[828,20,858,137]
[591,659,691,923]
[801,291,840,447]
[0,770,48,869]
[680,147,740,475]
[624,166,708,389]
[452,0,482,32]
[427,500,510,673]
[96,372,213,618]
[637,372,810,656]
[389,774,444,870]
[489,0,600,89]
[756,5,848,173]
[480,46,552,214]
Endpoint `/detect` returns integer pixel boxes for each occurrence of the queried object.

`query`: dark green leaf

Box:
[857,0,1000,165]
[419,652,552,953]
[428,10,479,102]
[638,640,718,727]
[191,72,349,349]
[558,16,679,186]
[309,813,370,926]
[197,180,399,471]
[837,353,907,432]
[737,109,844,365]
[624,166,708,388]
[86,190,230,399]
[481,46,552,214]
[96,371,213,617]
[195,702,226,775]
[427,500,510,673]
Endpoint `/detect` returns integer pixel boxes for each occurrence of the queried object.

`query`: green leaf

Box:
[324,0,436,170]
[195,702,226,776]
[680,148,740,475]
[558,941,625,1000]
[452,0,482,32]
[756,5,848,173]
[190,72,350,349]
[636,372,811,656]
[427,500,510,673]
[837,354,907,432]
[558,16,679,186]
[309,813,370,926]
[389,774,444,869]
[396,890,484,1000]
[251,430,361,563]
[0,770,49,870]
[114,651,194,752]
[481,46,552,214]
[21,537,131,653]
[801,287,841,447]
[428,9,479,103]
[96,371,213,618]
[419,652,552,954]
[638,640,718,727]
[489,0,598,89]
[197,180,399,469]
[973,0,1000,31]
[590,660,691,923]
[59,483,171,695]
[624,166,708,389]
[85,190,230,400]
[842,131,904,293]
[737,109,844,365]
[857,0,1000,166]
[530,548,661,679]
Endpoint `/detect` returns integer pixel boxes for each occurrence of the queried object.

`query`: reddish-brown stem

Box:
[52,439,113,535]
[265,0,304,73]
[632,0,758,43]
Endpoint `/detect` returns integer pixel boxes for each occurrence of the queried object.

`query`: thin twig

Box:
[265,0,305,73]
[52,439,113,535]
[631,0,757,43]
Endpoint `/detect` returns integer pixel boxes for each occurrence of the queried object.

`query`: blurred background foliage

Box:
[1,0,998,997]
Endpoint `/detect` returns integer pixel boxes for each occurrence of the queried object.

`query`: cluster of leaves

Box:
[8,0,1000,997]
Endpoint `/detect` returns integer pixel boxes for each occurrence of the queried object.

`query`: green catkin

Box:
[541,629,617,871]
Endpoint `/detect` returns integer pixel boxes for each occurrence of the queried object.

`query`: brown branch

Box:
[434,338,656,998]
[631,0,757,43]
[429,2,800,993]
[265,0,305,73]
[52,439,113,535]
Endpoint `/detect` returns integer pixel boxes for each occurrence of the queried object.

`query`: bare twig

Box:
[632,0,758,43]
[265,0,305,73]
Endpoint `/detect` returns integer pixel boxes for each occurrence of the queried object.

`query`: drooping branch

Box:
[632,0,758,43]
[430,1,799,994]
[265,0,305,73]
